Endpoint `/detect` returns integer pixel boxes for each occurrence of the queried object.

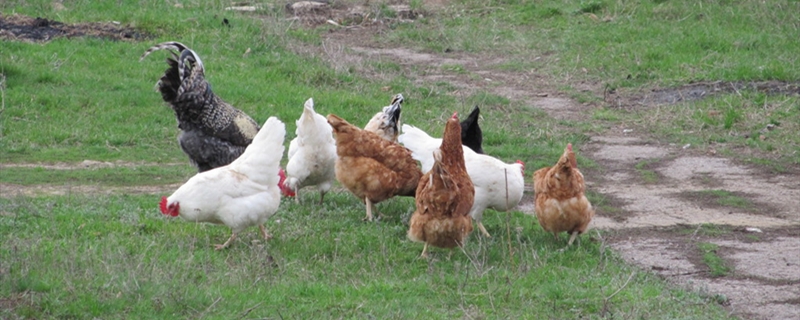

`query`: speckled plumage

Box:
[141,41,260,172]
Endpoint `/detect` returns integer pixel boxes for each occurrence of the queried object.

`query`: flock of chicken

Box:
[142,41,595,256]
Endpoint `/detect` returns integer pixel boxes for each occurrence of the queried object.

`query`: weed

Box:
[697,242,732,277]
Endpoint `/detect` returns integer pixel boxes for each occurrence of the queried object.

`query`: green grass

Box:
[679,224,731,237]
[697,242,732,278]
[700,190,754,209]
[0,194,732,318]
[634,159,660,184]
[0,164,194,186]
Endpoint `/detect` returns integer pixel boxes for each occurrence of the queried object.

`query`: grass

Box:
[697,242,732,278]
[0,194,733,318]
[700,190,754,209]
[1,0,793,318]
[679,223,731,237]
[634,159,661,184]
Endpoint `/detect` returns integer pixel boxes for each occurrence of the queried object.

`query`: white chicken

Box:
[160,117,286,250]
[282,98,337,204]
[364,93,404,142]
[399,124,525,238]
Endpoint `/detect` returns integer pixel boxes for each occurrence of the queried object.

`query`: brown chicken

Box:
[327,114,423,221]
[407,113,474,258]
[533,143,595,246]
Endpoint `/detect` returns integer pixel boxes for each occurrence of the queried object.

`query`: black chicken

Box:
[460,106,483,154]
[141,41,260,172]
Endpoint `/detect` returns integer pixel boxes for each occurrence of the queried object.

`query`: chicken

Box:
[159,117,286,250]
[141,41,260,172]
[398,124,524,238]
[363,93,403,142]
[327,113,422,221]
[282,98,337,203]
[407,113,474,258]
[533,143,594,246]
[460,106,484,154]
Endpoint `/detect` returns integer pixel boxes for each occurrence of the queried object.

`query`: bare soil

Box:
[0,13,148,42]
[3,5,800,319]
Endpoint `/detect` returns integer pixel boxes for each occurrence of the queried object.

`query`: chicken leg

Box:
[567,231,579,246]
[477,222,491,238]
[420,243,429,259]
[215,232,237,250]
[259,224,273,241]
[363,197,375,221]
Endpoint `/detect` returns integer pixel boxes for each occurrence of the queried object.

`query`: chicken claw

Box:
[215,233,237,250]
[477,222,491,238]
[259,225,273,241]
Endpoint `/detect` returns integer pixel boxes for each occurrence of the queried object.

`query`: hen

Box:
[460,106,484,154]
[407,113,474,258]
[159,117,286,250]
[399,124,524,238]
[363,93,404,142]
[141,41,260,172]
[327,113,422,221]
[533,143,594,246]
[282,98,337,203]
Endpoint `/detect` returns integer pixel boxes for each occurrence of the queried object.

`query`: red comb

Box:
[516,160,525,173]
[159,196,168,215]
[451,112,458,119]
[567,143,573,151]
[278,169,296,197]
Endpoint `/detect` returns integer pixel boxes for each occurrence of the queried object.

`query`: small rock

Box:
[745,227,763,233]
[682,144,691,149]
[759,135,766,141]
[623,129,633,133]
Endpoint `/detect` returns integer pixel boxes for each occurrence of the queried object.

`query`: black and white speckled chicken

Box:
[141,41,260,172]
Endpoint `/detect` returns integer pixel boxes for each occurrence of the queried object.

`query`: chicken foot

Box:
[259,225,273,241]
[215,232,237,250]
[363,198,377,221]
[420,243,429,259]
[477,222,492,238]
[567,231,579,246]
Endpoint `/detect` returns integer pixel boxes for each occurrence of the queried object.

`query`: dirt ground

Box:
[2,4,799,319]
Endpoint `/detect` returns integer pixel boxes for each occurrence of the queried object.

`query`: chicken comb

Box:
[451,112,458,119]
[159,196,169,215]
[516,160,525,172]
[567,143,573,152]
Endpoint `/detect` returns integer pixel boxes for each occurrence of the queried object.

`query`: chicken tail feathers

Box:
[460,105,483,154]
[231,117,286,186]
[139,41,189,62]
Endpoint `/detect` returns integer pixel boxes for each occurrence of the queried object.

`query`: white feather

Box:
[399,124,525,223]
[165,117,286,233]
[284,98,338,196]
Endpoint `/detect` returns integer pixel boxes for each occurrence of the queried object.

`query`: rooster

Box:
[159,117,286,250]
[399,124,524,238]
[363,93,403,142]
[282,98,337,203]
[141,41,260,172]
[460,106,483,154]
[407,113,474,258]
[533,143,594,246]
[327,113,422,221]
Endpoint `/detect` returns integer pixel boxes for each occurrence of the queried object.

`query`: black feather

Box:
[460,105,483,154]
[142,41,261,172]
